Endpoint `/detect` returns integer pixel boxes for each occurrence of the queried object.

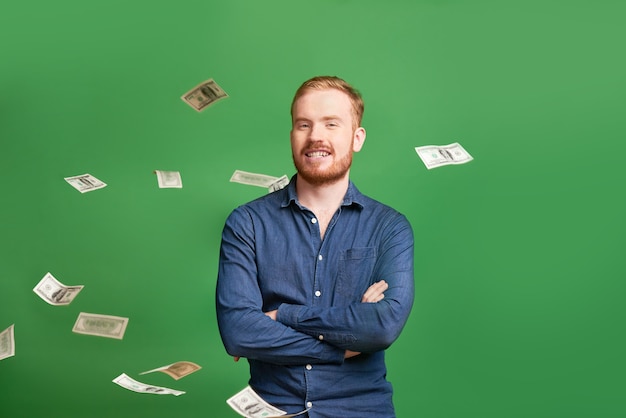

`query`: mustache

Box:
[302,141,333,153]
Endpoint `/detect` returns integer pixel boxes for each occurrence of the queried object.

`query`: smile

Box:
[306,151,330,157]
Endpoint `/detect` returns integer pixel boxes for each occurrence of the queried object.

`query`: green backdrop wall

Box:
[1,1,624,417]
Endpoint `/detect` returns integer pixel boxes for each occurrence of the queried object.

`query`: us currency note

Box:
[113,373,185,396]
[268,175,289,193]
[33,272,84,306]
[0,324,15,361]
[181,78,228,112]
[139,361,201,380]
[64,173,107,193]
[230,170,285,188]
[227,385,310,418]
[154,170,183,188]
[414,142,473,169]
[72,312,129,340]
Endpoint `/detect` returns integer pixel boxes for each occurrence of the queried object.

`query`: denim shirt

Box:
[216,176,414,418]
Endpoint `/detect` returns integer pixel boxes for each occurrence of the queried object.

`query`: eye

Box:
[298,122,310,129]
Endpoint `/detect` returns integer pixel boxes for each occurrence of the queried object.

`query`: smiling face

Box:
[290,88,366,187]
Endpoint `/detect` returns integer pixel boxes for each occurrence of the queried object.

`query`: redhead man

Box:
[216,76,414,418]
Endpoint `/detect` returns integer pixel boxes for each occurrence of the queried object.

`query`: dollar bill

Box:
[0,324,15,361]
[33,272,84,306]
[414,142,473,169]
[64,173,107,193]
[154,170,183,188]
[113,373,185,396]
[268,175,289,193]
[72,312,129,340]
[139,361,201,380]
[230,170,284,188]
[227,385,310,418]
[181,78,228,112]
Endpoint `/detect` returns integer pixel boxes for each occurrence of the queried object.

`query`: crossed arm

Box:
[253,280,389,361]
[216,207,414,366]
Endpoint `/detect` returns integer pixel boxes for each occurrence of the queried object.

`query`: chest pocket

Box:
[336,247,378,302]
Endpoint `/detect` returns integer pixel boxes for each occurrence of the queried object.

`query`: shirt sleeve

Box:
[216,206,346,366]
[276,213,415,353]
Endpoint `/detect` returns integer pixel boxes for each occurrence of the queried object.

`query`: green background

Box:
[1,1,624,417]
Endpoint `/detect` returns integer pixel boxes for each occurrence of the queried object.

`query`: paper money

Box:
[227,385,310,418]
[268,175,289,193]
[113,373,185,396]
[0,324,15,361]
[154,170,183,188]
[72,312,129,340]
[414,142,473,169]
[33,272,84,306]
[181,78,228,112]
[64,173,107,193]
[230,170,287,189]
[139,361,201,380]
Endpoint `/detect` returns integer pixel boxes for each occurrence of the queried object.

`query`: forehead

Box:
[292,89,353,119]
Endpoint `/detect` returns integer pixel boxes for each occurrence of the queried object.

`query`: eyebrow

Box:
[294,115,343,122]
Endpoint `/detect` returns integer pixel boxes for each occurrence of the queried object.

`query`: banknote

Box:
[181,78,228,112]
[227,385,310,418]
[268,175,289,193]
[72,312,129,340]
[64,173,107,193]
[33,272,84,306]
[230,170,283,188]
[113,373,185,396]
[154,170,183,188]
[139,361,201,380]
[0,324,15,361]
[414,142,473,169]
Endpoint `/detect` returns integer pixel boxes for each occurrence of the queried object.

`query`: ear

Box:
[352,127,366,152]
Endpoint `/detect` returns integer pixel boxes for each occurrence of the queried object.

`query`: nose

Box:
[308,123,326,141]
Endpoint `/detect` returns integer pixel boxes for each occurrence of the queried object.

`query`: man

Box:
[216,76,414,418]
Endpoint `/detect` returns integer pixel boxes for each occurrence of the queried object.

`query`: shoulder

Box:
[355,191,413,239]
[226,188,286,222]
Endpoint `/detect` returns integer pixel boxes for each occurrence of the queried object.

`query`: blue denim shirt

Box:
[216,176,414,418]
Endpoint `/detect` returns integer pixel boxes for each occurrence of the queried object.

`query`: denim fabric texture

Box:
[216,176,414,418]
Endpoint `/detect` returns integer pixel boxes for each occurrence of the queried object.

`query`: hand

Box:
[264,309,277,320]
[361,280,388,303]
[345,350,361,358]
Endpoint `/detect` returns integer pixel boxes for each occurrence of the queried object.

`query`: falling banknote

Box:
[0,324,15,361]
[64,173,107,193]
[139,361,202,380]
[154,170,183,188]
[181,78,228,112]
[268,175,289,193]
[227,385,310,418]
[113,373,185,396]
[414,142,473,169]
[72,312,129,340]
[33,272,84,306]
[230,170,289,192]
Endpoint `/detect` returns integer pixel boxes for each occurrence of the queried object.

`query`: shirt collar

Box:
[281,174,365,210]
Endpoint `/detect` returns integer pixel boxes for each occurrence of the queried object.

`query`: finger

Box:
[362,280,388,302]
[233,356,240,362]
[361,281,385,302]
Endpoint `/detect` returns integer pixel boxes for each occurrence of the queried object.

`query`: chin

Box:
[297,168,349,186]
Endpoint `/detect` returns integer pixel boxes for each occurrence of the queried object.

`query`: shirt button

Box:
[306,364,312,370]
[315,290,321,297]
[307,402,313,408]
[318,335,324,340]
[311,218,317,224]
[318,254,323,261]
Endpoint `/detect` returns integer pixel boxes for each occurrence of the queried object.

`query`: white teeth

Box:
[307,151,329,157]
